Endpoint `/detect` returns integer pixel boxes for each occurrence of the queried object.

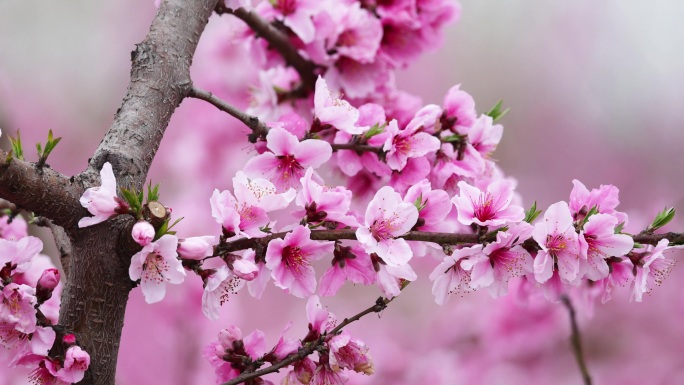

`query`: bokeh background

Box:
[1,1,684,384]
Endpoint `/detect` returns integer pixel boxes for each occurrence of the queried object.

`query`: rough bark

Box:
[59,1,219,384]
[0,1,218,384]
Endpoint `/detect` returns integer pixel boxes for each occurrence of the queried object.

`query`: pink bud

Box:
[132,221,155,246]
[232,258,258,281]
[177,236,216,260]
[38,268,60,290]
[218,325,242,349]
[63,334,77,345]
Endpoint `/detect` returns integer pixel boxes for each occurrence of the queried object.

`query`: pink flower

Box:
[532,201,581,284]
[129,234,186,304]
[329,332,373,374]
[244,127,332,191]
[452,180,524,227]
[0,236,43,274]
[429,245,482,305]
[403,179,452,232]
[48,346,90,383]
[468,114,503,156]
[319,244,375,296]
[332,4,383,63]
[307,295,336,335]
[265,226,334,298]
[202,266,245,320]
[356,186,418,266]
[578,214,634,281]
[78,162,126,228]
[177,236,217,260]
[259,0,320,43]
[569,179,627,225]
[0,283,37,336]
[383,119,441,171]
[461,222,534,297]
[375,261,417,298]
[441,84,476,133]
[313,76,364,135]
[631,239,675,302]
[210,172,295,237]
[131,221,155,246]
[0,214,28,241]
[9,326,55,368]
[296,167,359,227]
[231,252,259,281]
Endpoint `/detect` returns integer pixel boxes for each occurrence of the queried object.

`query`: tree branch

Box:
[217,228,684,256]
[330,143,384,154]
[560,295,592,385]
[85,0,219,191]
[0,150,84,229]
[631,232,684,245]
[221,296,392,385]
[218,7,318,95]
[188,86,269,142]
[217,229,480,255]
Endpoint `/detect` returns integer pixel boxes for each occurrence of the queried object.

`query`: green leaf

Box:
[9,130,24,161]
[36,142,43,157]
[155,218,170,241]
[484,100,510,123]
[614,222,625,234]
[363,123,386,139]
[168,216,184,231]
[647,207,675,232]
[524,201,542,223]
[441,134,466,143]
[576,205,599,230]
[120,187,142,215]
[413,194,426,211]
[146,181,160,202]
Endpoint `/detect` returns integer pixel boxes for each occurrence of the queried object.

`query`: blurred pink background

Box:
[1,1,684,384]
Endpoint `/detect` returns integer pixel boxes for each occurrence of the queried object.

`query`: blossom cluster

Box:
[66,0,683,383]
[75,63,680,384]
[203,296,372,385]
[0,213,90,384]
[231,0,458,121]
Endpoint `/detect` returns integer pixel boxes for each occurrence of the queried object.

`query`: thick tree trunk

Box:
[59,219,135,385]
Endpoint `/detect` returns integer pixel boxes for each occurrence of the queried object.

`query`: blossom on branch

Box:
[78,162,126,228]
[265,226,334,298]
[356,186,418,267]
[129,234,185,304]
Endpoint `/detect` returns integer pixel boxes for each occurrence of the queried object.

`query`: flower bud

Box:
[232,259,258,281]
[63,334,77,346]
[131,221,155,246]
[38,268,60,290]
[177,236,216,260]
[218,325,242,350]
[36,268,60,304]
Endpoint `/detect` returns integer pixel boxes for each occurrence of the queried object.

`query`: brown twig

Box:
[217,229,481,255]
[189,86,269,142]
[331,143,384,154]
[217,227,684,257]
[217,7,318,95]
[221,296,392,385]
[560,295,592,385]
[631,232,684,245]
